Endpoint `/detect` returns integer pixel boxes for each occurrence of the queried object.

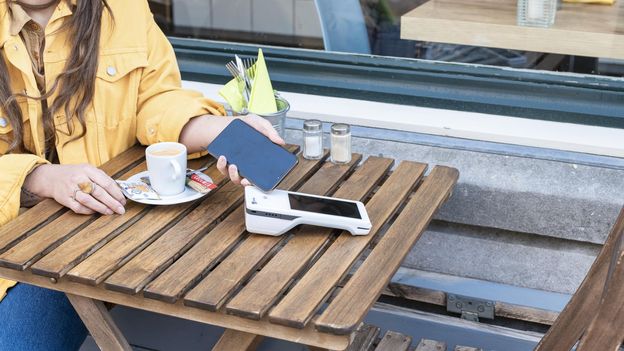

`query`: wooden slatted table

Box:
[401,0,624,60]
[0,145,458,351]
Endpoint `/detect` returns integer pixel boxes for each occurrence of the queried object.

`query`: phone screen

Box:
[207,119,298,191]
[288,193,362,219]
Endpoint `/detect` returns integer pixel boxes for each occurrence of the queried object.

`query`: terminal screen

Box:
[288,194,361,219]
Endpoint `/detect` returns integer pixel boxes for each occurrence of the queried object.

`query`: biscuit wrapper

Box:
[116,180,161,200]
[139,175,217,194]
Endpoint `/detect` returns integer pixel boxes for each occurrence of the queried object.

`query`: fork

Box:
[244,58,257,81]
[225,62,249,114]
[235,55,254,100]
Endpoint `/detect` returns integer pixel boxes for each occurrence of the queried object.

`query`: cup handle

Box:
[170,160,181,181]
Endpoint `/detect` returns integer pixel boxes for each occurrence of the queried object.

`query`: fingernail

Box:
[117,207,125,215]
[106,209,114,215]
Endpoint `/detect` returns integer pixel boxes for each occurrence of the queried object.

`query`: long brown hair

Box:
[0,0,111,154]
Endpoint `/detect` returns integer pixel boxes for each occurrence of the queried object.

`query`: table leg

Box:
[212,329,263,351]
[66,293,132,351]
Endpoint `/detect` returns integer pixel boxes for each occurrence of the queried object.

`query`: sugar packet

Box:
[116,180,161,200]
[140,175,217,194]
[186,173,218,194]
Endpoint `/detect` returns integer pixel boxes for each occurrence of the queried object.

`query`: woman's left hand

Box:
[216,114,285,186]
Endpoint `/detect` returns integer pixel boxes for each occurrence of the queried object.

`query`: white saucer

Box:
[125,171,214,206]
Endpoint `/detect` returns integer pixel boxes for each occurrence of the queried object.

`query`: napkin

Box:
[218,49,278,115]
[248,49,278,114]
[219,77,245,114]
[563,0,614,4]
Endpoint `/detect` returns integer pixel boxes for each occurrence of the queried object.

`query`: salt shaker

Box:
[517,0,557,27]
[303,119,323,160]
[330,123,351,164]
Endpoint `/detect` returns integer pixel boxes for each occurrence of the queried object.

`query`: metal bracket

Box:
[446,294,495,322]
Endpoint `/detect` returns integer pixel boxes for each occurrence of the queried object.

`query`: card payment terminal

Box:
[244,186,372,236]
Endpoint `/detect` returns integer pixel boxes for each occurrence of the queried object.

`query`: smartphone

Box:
[206,119,298,191]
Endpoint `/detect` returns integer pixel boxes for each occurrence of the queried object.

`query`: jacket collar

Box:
[8,2,32,36]
[0,0,76,47]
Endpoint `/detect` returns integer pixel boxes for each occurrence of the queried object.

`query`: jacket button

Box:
[106,66,117,76]
[0,118,7,128]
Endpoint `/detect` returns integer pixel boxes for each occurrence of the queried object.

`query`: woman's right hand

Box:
[23,164,126,216]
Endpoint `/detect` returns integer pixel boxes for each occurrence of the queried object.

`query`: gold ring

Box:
[78,181,96,195]
[72,188,81,202]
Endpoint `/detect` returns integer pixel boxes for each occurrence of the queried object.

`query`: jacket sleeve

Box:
[0,154,48,226]
[135,7,225,152]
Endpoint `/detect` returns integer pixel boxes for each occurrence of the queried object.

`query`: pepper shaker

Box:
[303,119,323,160]
[330,123,351,164]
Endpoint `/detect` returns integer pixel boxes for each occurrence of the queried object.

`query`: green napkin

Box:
[218,49,278,115]
[248,49,278,114]
[219,74,245,114]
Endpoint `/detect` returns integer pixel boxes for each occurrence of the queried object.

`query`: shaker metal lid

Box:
[331,123,350,135]
[303,119,322,132]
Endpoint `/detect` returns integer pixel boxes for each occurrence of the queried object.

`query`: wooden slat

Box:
[182,154,363,311]
[0,212,97,271]
[30,158,215,279]
[212,329,263,351]
[66,293,132,351]
[576,232,624,350]
[0,266,350,351]
[143,151,328,303]
[0,201,63,255]
[415,339,446,351]
[384,277,559,326]
[315,166,459,334]
[104,205,243,294]
[269,161,426,328]
[0,145,144,254]
[225,157,393,321]
[346,324,380,351]
[105,149,317,296]
[535,206,624,351]
[30,201,145,279]
[66,163,228,286]
[374,330,412,351]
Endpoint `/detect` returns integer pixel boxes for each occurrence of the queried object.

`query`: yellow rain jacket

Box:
[0,0,224,299]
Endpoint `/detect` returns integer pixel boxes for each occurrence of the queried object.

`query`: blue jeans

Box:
[0,283,88,350]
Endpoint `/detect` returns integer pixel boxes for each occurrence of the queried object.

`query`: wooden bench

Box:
[535,206,624,350]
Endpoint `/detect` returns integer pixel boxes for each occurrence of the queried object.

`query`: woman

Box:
[0,0,283,349]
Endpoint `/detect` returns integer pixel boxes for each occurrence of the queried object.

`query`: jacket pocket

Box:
[92,51,148,128]
[0,98,28,155]
[0,120,13,156]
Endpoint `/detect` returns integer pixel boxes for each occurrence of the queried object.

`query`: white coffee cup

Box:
[145,142,187,196]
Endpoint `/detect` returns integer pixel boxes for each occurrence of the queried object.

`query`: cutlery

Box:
[186,165,209,176]
[235,55,254,99]
[225,61,249,114]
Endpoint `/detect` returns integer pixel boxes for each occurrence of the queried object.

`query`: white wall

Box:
[172,0,323,37]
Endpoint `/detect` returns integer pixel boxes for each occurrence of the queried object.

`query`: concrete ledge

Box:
[285,127,624,245]
[404,221,599,294]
